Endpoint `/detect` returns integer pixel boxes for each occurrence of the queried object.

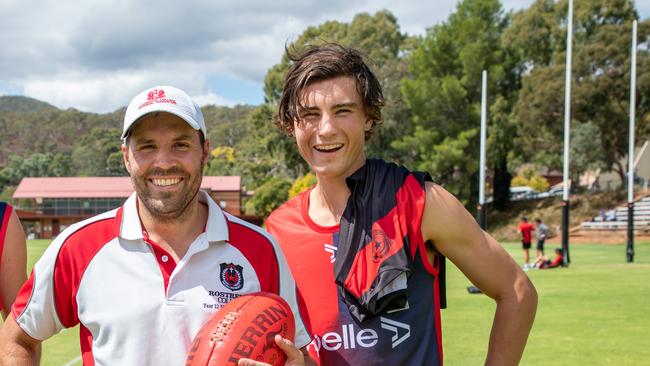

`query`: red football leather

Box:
[186,292,295,366]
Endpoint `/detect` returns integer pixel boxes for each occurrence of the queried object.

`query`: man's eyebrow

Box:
[131,137,155,145]
[299,102,359,111]
[299,105,320,112]
[332,102,358,109]
[172,133,195,141]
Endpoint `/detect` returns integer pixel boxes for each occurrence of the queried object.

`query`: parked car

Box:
[509,186,539,201]
[537,186,564,199]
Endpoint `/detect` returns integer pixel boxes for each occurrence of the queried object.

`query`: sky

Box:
[1,0,648,113]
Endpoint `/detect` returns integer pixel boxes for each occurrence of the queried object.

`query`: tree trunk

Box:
[492,155,511,211]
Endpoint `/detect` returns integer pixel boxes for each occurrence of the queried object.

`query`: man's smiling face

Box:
[122,112,208,221]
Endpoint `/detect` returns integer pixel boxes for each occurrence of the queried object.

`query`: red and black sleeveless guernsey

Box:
[0,202,13,313]
[266,159,445,365]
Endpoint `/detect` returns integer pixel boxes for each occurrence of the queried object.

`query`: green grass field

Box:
[4,239,649,365]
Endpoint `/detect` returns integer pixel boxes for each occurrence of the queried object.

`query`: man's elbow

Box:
[0,316,42,365]
[515,275,538,313]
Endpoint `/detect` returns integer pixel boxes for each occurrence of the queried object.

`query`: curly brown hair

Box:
[275,43,384,140]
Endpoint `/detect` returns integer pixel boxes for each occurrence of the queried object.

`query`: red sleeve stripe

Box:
[80,324,95,366]
[11,209,121,329]
[226,218,280,294]
[0,203,13,311]
[53,213,119,328]
[0,203,12,264]
[11,270,35,320]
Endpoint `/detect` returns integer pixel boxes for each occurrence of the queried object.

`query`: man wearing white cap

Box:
[0,86,312,365]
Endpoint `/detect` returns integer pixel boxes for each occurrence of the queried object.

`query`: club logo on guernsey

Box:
[371,228,393,262]
[308,317,411,353]
[220,263,244,291]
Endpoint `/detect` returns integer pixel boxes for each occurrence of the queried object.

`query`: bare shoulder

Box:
[421,182,481,248]
[421,183,534,304]
[5,209,27,249]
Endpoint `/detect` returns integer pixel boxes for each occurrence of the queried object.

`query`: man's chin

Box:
[141,199,185,219]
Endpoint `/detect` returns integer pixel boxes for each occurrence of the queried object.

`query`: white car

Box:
[510,186,539,201]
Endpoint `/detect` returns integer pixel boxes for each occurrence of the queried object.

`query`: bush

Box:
[288,173,317,198]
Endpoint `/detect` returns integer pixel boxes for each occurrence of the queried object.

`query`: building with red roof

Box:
[13,176,246,239]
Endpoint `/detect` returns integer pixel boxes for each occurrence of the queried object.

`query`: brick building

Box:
[13,176,245,239]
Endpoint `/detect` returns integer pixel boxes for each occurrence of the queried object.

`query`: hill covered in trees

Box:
[0,96,57,113]
[0,100,255,200]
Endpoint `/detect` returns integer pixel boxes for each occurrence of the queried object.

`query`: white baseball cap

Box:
[122,85,206,140]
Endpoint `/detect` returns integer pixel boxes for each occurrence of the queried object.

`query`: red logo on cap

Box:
[138,88,177,109]
[147,89,166,100]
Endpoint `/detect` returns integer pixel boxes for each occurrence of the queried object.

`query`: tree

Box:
[263,10,413,163]
[511,168,550,191]
[106,151,127,176]
[398,0,515,206]
[202,105,254,147]
[571,121,609,179]
[510,0,649,183]
[71,127,123,176]
[48,152,73,177]
[288,172,317,198]
[264,11,406,103]
[231,105,307,190]
[244,176,292,217]
[205,146,237,176]
[0,155,29,186]
[21,153,53,178]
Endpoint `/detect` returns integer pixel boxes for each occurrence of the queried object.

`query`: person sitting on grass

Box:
[530,248,564,270]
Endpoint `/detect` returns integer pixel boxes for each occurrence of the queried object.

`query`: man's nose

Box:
[317,113,336,136]
[153,148,177,169]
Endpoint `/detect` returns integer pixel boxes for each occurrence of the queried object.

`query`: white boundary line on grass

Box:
[61,355,81,366]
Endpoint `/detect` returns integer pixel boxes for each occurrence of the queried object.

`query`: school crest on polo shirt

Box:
[220,263,244,291]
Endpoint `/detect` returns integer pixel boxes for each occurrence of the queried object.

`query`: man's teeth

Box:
[315,143,343,151]
[151,178,181,186]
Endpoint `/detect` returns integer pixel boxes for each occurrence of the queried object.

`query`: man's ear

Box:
[364,118,373,132]
[122,144,131,174]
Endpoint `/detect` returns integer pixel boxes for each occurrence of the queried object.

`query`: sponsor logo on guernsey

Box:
[138,88,178,109]
[379,317,411,348]
[307,317,411,353]
[220,262,244,291]
[324,244,337,263]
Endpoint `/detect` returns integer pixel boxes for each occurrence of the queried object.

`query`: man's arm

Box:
[0,210,27,319]
[0,314,42,365]
[421,183,537,366]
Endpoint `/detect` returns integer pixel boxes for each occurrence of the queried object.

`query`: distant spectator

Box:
[605,208,614,221]
[517,217,533,265]
[530,248,564,270]
[534,218,548,258]
[599,208,606,222]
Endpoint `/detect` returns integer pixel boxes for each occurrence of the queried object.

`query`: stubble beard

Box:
[133,167,203,224]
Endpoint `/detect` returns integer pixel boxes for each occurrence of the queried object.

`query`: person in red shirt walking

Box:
[517,217,534,266]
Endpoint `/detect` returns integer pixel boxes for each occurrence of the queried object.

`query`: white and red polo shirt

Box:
[12,191,310,365]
